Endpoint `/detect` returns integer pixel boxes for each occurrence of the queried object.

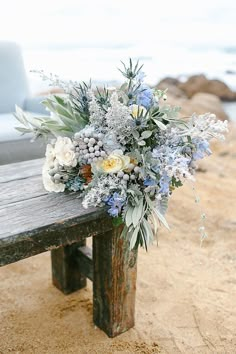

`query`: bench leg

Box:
[51,240,87,294]
[93,225,138,337]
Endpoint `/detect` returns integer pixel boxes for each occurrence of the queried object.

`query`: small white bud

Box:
[123,174,130,181]
[117,171,124,178]
[89,138,96,145]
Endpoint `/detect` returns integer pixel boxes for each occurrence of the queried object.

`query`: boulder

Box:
[178,74,236,101]
[166,92,228,121]
[155,77,186,98]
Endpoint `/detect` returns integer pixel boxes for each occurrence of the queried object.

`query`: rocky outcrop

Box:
[156,74,236,102]
[178,75,236,101]
[166,92,228,121]
[157,78,186,98]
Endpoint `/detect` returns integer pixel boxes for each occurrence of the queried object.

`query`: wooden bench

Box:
[0,159,138,337]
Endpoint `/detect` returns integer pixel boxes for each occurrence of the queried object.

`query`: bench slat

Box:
[0,159,112,266]
[0,175,47,207]
[0,158,42,183]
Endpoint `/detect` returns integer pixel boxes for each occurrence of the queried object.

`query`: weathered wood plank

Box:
[0,192,105,240]
[0,158,112,267]
[76,246,93,281]
[51,240,87,294]
[0,210,112,266]
[0,175,47,207]
[0,158,43,183]
[93,225,138,337]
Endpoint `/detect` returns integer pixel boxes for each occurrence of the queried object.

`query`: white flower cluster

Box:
[88,90,106,128]
[104,93,134,144]
[82,174,127,209]
[183,113,228,141]
[42,137,77,192]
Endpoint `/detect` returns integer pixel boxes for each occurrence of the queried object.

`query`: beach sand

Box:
[0,124,236,354]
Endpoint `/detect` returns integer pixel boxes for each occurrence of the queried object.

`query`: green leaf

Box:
[141,130,152,139]
[152,119,167,130]
[15,127,31,133]
[130,225,139,250]
[125,205,134,228]
[142,218,154,246]
[138,140,146,146]
[132,198,143,228]
[145,194,170,230]
[132,130,140,140]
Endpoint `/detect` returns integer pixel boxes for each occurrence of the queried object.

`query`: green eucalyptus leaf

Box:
[130,226,139,250]
[132,198,143,228]
[125,205,134,228]
[141,130,152,139]
[138,140,146,146]
[152,119,167,130]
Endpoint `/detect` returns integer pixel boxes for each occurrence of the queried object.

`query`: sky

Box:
[1,0,235,48]
[0,0,235,89]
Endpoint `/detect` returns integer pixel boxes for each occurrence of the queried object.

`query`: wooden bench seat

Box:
[0,159,138,337]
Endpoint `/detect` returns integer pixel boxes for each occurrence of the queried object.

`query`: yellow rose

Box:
[96,150,130,174]
[131,104,147,118]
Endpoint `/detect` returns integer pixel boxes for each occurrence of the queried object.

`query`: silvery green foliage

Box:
[14,59,229,250]
[82,174,127,209]
[88,90,106,129]
[15,95,88,139]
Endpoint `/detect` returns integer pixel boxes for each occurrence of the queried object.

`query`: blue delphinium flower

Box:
[192,139,212,161]
[143,177,157,187]
[136,84,153,109]
[159,172,171,195]
[104,192,126,217]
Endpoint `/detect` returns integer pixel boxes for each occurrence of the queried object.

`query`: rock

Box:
[155,77,186,98]
[178,74,236,101]
[166,93,229,121]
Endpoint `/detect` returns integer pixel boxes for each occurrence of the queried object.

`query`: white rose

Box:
[54,137,77,167]
[45,143,56,165]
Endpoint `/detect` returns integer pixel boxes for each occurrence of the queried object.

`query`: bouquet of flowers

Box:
[15,60,228,249]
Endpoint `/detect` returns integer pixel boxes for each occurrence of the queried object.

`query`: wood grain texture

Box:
[93,225,138,337]
[77,246,93,281]
[0,159,112,266]
[0,158,42,183]
[51,240,87,294]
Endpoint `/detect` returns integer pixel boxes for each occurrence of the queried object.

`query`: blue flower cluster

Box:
[136,84,153,109]
[104,192,126,217]
[192,139,212,161]
[66,176,84,192]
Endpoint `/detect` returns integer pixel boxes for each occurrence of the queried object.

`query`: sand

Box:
[0,124,236,354]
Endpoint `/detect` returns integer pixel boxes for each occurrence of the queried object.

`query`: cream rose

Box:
[54,137,77,167]
[96,150,130,174]
[131,104,147,118]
